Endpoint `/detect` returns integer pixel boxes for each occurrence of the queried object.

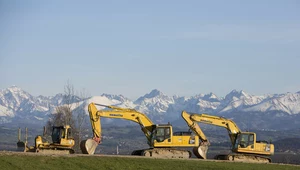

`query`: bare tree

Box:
[46,81,75,132]
[74,88,89,147]
[45,80,89,152]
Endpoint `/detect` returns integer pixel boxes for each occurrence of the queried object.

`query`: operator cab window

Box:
[165,128,170,138]
[61,128,65,138]
[239,133,254,148]
[51,127,61,144]
[155,127,171,142]
[67,128,73,139]
[248,134,254,147]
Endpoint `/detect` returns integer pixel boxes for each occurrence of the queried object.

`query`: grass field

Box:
[0,152,299,170]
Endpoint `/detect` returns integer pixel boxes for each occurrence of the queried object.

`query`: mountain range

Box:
[1,86,300,130]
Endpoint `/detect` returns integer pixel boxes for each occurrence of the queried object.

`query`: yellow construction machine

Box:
[182,111,274,162]
[17,125,75,154]
[80,103,207,159]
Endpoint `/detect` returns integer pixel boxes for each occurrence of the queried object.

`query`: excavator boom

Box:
[187,112,240,144]
[181,111,209,159]
[89,103,154,142]
[81,103,155,154]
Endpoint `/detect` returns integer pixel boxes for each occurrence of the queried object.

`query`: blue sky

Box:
[0,0,299,99]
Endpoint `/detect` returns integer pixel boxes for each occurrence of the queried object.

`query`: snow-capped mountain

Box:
[243,92,300,114]
[0,86,81,124]
[1,86,300,130]
[0,85,34,114]
[135,89,174,114]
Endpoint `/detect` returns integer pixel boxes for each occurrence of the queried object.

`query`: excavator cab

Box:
[233,132,255,150]
[151,125,171,143]
[51,125,74,147]
[232,132,274,156]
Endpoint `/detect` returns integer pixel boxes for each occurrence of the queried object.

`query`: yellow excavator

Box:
[17,125,75,154]
[182,111,275,162]
[80,103,207,159]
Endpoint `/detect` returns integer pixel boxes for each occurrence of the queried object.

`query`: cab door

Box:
[153,127,172,147]
[235,133,255,153]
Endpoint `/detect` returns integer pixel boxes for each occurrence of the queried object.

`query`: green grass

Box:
[0,153,298,170]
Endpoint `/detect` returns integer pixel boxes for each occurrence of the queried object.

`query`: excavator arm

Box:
[181,111,208,142]
[81,103,155,154]
[185,111,241,144]
[182,110,242,144]
[181,111,210,159]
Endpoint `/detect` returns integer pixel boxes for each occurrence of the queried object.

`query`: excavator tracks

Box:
[215,153,271,163]
[132,148,191,159]
[36,148,74,155]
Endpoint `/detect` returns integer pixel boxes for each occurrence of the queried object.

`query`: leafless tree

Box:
[46,81,75,133]
[74,87,89,147]
[45,80,90,152]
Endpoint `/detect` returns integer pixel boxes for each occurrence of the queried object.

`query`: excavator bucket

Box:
[80,139,98,154]
[193,144,208,159]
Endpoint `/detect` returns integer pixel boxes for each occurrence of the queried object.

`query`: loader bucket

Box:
[193,144,208,159]
[17,128,26,152]
[80,139,98,154]
[17,141,26,152]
